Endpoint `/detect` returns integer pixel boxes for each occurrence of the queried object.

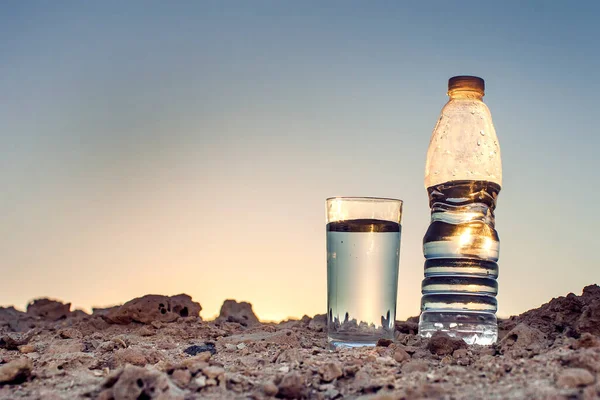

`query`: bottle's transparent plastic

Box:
[419,76,502,345]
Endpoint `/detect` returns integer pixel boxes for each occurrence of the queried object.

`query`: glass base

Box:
[327,333,391,350]
[418,311,497,345]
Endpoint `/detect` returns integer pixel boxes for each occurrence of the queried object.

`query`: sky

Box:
[1,1,599,322]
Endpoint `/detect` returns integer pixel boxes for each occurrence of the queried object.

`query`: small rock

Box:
[216,300,260,326]
[112,348,149,367]
[557,368,595,388]
[376,338,393,347]
[478,347,497,356]
[393,348,410,363]
[171,369,191,388]
[319,362,343,382]
[18,344,36,354]
[178,355,210,375]
[151,321,164,329]
[395,320,419,334]
[202,366,225,380]
[138,326,155,337]
[192,375,206,389]
[263,381,278,396]
[184,343,216,356]
[308,314,327,332]
[206,378,217,386]
[0,358,32,385]
[26,298,71,320]
[236,343,246,350]
[426,332,467,356]
[276,348,300,364]
[58,328,82,339]
[574,333,600,349]
[453,349,469,359]
[102,294,201,325]
[0,332,32,350]
[500,323,547,353]
[402,360,429,374]
[102,364,183,400]
[277,372,305,399]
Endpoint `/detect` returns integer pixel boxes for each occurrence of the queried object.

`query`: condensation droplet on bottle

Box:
[477,139,481,146]
[470,110,475,115]
[434,170,439,175]
[480,130,485,136]
[452,169,456,176]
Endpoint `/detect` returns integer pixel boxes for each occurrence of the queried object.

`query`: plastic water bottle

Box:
[418,76,502,345]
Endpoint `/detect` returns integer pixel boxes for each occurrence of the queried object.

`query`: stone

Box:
[308,314,327,332]
[395,319,419,335]
[26,298,71,320]
[263,381,278,396]
[376,338,393,347]
[402,360,429,374]
[0,332,33,350]
[277,372,305,399]
[171,369,191,388]
[426,332,467,356]
[276,348,301,364]
[453,349,469,359]
[103,365,184,400]
[499,323,547,354]
[112,348,149,367]
[191,375,206,389]
[557,368,595,388]
[58,328,82,339]
[0,358,32,385]
[0,306,26,322]
[393,348,410,363]
[202,366,225,380]
[178,354,211,374]
[574,332,600,349]
[18,344,36,354]
[183,343,216,356]
[562,349,600,373]
[318,362,343,382]
[216,300,260,326]
[138,326,155,337]
[102,294,201,325]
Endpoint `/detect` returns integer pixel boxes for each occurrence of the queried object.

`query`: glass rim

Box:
[326,196,403,204]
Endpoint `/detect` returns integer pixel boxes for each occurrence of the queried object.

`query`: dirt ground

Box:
[1,286,599,399]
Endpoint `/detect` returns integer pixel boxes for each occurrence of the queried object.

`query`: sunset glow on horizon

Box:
[1,2,599,323]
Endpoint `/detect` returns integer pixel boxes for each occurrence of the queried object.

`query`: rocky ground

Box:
[1,286,600,400]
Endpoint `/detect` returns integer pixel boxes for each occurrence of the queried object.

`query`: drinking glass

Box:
[326,197,403,349]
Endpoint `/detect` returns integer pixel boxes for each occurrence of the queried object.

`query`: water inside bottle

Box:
[419,180,500,345]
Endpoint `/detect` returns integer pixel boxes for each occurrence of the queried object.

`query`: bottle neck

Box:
[448,89,484,100]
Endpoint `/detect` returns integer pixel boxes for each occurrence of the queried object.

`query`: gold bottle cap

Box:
[448,76,485,95]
